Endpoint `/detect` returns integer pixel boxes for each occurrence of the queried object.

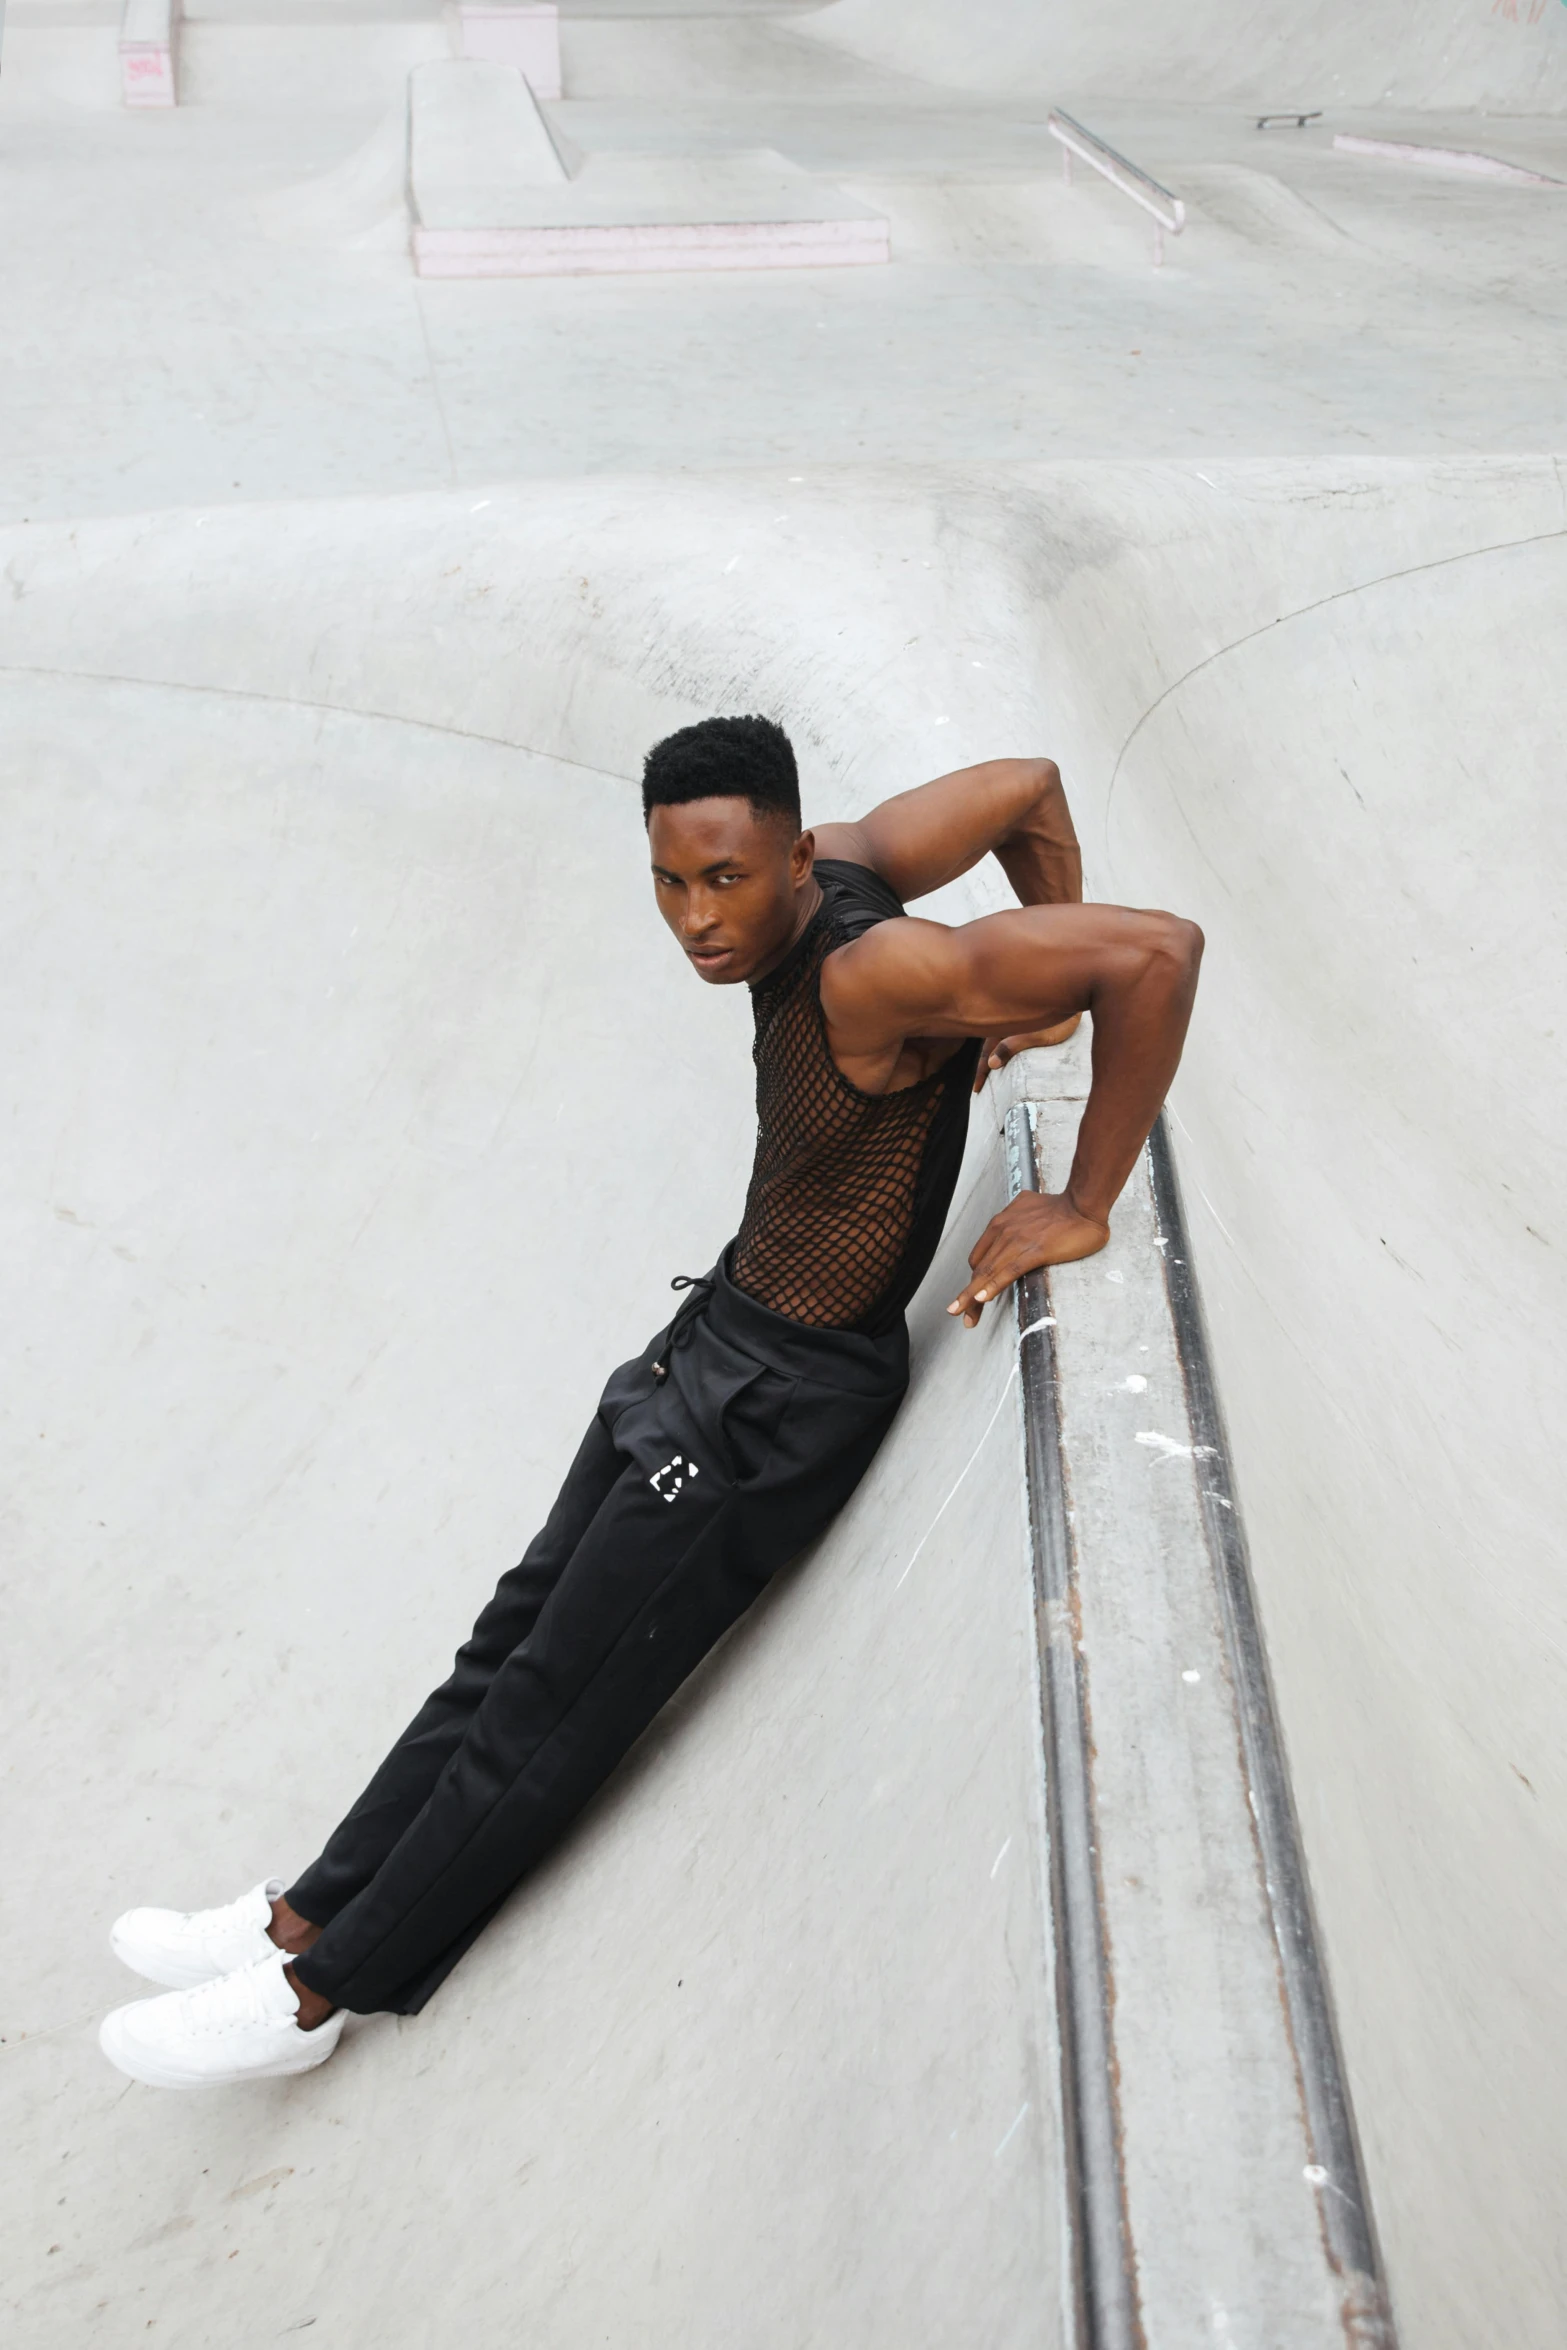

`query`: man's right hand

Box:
[947,1190,1110,1327]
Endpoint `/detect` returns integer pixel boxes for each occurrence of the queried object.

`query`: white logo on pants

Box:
[649,1453,700,1503]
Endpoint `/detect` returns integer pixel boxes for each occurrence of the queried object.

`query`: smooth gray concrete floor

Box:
[2,667,1063,2347]
[2,4,1564,2344]
[3,13,1566,517]
[4,451,1563,2347]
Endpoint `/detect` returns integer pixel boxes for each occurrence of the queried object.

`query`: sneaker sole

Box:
[98,2008,344,2089]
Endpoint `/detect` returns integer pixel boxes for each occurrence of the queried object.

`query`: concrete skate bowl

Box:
[3,456,1564,2349]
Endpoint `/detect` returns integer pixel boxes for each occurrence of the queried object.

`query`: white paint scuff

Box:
[1136,1430,1218,1464]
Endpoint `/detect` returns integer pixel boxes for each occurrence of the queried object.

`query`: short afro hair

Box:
[642,714,801,830]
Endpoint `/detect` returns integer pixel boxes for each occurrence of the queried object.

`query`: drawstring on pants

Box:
[651,1273,716,1380]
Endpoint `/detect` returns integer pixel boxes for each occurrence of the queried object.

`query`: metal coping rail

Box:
[1005,1103,1141,2350]
[1145,1112,1398,2350]
[1046,109,1185,265]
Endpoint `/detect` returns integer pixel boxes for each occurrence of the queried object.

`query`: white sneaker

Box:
[110,1878,284,1988]
[98,1948,345,2088]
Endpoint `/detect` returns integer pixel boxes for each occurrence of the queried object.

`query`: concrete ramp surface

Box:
[6,459,1564,2349]
[2,2,1565,2346]
[1,508,1066,2349]
[802,0,1567,108]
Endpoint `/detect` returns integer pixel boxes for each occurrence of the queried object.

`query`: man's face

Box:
[648,797,813,985]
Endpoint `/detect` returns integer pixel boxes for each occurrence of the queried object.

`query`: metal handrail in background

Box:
[1047,109,1185,265]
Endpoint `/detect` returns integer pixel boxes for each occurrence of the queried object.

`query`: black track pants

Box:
[287,1256,908,2015]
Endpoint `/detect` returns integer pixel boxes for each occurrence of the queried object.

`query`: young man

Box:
[99,714,1201,2087]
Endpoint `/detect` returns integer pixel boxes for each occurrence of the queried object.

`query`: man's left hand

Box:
[947,1191,1109,1327]
[972,1017,1083,1094]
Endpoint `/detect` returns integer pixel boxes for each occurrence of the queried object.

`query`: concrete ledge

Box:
[452,0,560,99]
[411,56,571,206]
[409,61,889,278]
[997,1038,1393,2348]
[119,0,178,105]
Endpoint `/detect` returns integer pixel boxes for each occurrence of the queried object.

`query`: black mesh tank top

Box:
[732,860,981,1334]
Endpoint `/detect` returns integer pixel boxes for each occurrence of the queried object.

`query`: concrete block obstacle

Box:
[408,60,889,278]
[412,55,571,205]
[451,0,561,99]
[119,0,178,106]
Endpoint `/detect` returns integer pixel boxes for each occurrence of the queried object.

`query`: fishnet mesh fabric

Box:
[732,910,954,1329]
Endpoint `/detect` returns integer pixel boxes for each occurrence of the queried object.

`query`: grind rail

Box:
[1046,110,1185,264]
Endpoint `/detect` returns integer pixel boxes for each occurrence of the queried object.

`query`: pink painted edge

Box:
[119,40,176,104]
[416,246,887,277]
[1333,133,1565,188]
[412,217,890,277]
[415,220,886,255]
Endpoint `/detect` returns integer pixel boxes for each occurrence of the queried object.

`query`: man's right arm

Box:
[812,757,1081,912]
[812,757,1086,1075]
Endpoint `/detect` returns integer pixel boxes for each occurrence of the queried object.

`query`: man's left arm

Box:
[821,902,1204,1325]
